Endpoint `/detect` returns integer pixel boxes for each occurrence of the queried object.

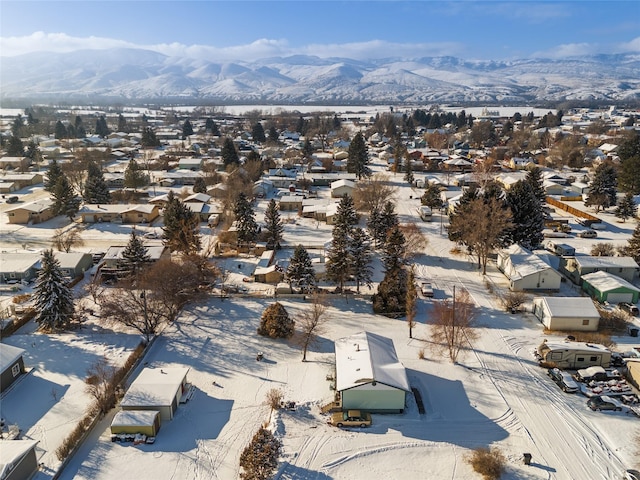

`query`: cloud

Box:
[0,32,462,61]
[616,36,640,53]
[533,36,640,59]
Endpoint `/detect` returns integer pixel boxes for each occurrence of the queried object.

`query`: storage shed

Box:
[581,271,640,304]
[335,331,410,413]
[111,410,161,437]
[0,344,26,393]
[533,296,600,332]
[120,367,190,421]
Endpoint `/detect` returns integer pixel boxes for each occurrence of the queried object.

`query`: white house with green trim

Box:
[335,331,410,413]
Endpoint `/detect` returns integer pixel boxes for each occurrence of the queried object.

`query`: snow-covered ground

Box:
[2,159,640,480]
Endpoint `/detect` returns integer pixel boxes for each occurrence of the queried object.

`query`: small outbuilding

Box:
[0,344,26,393]
[110,409,161,437]
[120,367,190,421]
[0,440,39,480]
[335,331,410,413]
[330,179,356,198]
[533,296,600,332]
[581,270,640,304]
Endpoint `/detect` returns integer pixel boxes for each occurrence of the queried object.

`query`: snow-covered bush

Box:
[239,426,282,480]
[467,447,506,480]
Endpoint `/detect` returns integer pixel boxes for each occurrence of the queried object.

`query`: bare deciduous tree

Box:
[591,242,616,256]
[352,174,397,213]
[297,295,329,362]
[85,356,117,414]
[430,288,478,363]
[398,223,428,259]
[52,227,85,253]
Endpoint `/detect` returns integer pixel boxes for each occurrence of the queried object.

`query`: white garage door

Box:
[606,292,634,304]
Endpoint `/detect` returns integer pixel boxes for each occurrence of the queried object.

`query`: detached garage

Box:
[0,440,39,480]
[111,410,161,437]
[581,271,640,304]
[533,297,600,332]
[1,344,26,393]
[335,331,410,413]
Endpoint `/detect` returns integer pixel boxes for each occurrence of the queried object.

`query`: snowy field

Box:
[1,159,640,480]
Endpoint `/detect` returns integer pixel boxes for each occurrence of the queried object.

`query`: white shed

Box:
[533,297,600,332]
[121,367,190,421]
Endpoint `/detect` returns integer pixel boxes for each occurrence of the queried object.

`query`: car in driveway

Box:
[420,281,434,298]
[329,410,372,428]
[618,302,639,316]
[547,368,579,393]
[577,229,597,238]
[587,395,623,412]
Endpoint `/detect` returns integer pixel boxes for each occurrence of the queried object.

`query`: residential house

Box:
[279,195,303,212]
[581,271,640,304]
[0,173,44,190]
[183,193,211,204]
[207,183,228,199]
[5,198,55,224]
[0,156,30,170]
[561,256,639,284]
[532,296,600,332]
[497,245,562,291]
[0,440,39,480]
[78,204,160,224]
[178,157,203,171]
[0,251,92,283]
[335,331,411,413]
[101,245,168,269]
[330,179,356,198]
[1,344,26,392]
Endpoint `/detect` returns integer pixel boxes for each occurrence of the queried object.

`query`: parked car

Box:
[329,410,372,428]
[5,195,18,204]
[420,281,434,298]
[548,368,579,393]
[587,395,622,412]
[578,229,598,238]
[618,302,639,316]
[143,231,159,239]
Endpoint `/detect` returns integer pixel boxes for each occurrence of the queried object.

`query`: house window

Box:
[582,319,589,326]
[577,357,585,362]
[11,363,20,377]
[590,356,597,362]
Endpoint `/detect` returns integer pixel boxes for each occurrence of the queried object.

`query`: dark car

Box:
[548,368,579,393]
[618,302,639,316]
[587,395,622,412]
[5,195,18,204]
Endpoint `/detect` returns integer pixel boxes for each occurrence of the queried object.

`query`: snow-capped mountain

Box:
[2,48,639,104]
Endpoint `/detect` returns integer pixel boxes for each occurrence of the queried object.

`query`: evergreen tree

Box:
[95,115,110,137]
[403,156,414,185]
[192,176,207,194]
[233,193,258,246]
[447,186,480,244]
[620,223,640,264]
[117,114,127,133]
[525,166,546,205]
[585,162,617,212]
[83,161,111,204]
[222,137,239,166]
[252,122,266,143]
[11,115,24,136]
[162,191,202,254]
[349,227,373,294]
[618,156,640,195]
[74,115,86,138]
[347,132,370,179]
[205,118,220,135]
[121,229,151,275]
[6,135,24,157]
[367,206,384,248]
[239,427,282,480]
[182,119,194,139]
[326,225,351,292]
[302,138,314,159]
[25,140,43,165]
[33,249,75,331]
[382,226,406,273]
[378,201,399,246]
[333,194,358,231]
[615,192,638,223]
[55,120,67,139]
[268,126,279,144]
[257,303,294,339]
[421,183,442,209]
[264,199,284,250]
[124,158,147,190]
[52,175,80,221]
[44,158,64,192]
[286,245,316,292]
[141,127,160,147]
[617,131,640,163]
[506,180,544,249]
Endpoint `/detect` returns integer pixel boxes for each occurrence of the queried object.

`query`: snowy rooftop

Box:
[120,366,189,408]
[0,343,25,371]
[582,270,640,293]
[506,253,555,280]
[537,297,600,318]
[335,331,410,392]
[111,409,159,427]
[542,340,610,353]
[0,440,38,477]
[575,256,639,269]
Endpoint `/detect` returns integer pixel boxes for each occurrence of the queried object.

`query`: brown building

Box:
[5,198,55,224]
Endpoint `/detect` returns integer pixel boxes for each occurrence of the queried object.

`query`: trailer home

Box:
[537,340,612,369]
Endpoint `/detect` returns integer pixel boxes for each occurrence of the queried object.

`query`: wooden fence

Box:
[546,196,600,222]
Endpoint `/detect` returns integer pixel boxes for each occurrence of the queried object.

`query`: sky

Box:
[0,1,639,62]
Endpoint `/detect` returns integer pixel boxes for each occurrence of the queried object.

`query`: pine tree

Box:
[333,194,358,231]
[222,137,239,166]
[162,191,202,254]
[525,166,546,205]
[182,119,194,139]
[141,127,160,147]
[264,199,284,250]
[6,135,24,157]
[25,140,43,166]
[367,206,384,248]
[33,249,75,331]
[619,156,640,195]
[421,183,442,209]
[45,158,63,192]
[268,126,279,144]
[302,138,314,159]
[52,175,80,221]
[349,227,373,294]
[620,223,640,264]
[239,426,282,480]
[95,115,110,137]
[121,229,151,275]
[117,114,127,133]
[252,122,266,143]
[124,158,147,191]
[379,201,399,246]
[55,120,67,139]
[382,226,406,272]
[615,192,638,222]
[326,226,351,292]
[403,157,414,185]
[205,118,220,135]
[286,245,316,292]
[372,226,407,317]
[585,162,617,212]
[234,193,258,247]
[506,180,544,249]
[83,161,111,204]
[347,132,370,179]
[192,177,207,194]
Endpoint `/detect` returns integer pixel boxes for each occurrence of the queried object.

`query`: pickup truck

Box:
[420,282,434,298]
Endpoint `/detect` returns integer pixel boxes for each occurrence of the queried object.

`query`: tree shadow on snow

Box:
[277,463,333,480]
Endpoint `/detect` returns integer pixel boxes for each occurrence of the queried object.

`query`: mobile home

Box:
[537,340,612,369]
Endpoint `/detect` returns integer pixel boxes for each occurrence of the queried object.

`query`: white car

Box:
[143,231,159,239]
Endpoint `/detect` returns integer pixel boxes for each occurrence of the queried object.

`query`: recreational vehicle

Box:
[418,206,432,221]
[536,340,611,369]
